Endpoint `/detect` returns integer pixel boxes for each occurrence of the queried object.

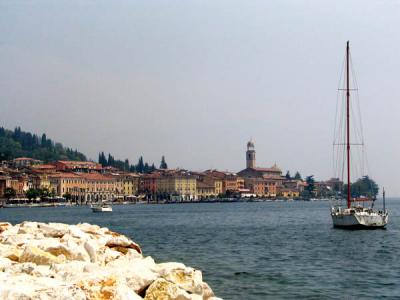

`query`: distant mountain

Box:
[0,126,87,162]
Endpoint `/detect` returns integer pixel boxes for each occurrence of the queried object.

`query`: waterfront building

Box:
[101,166,120,174]
[12,157,42,169]
[49,173,85,203]
[81,173,116,203]
[324,178,344,193]
[30,164,57,173]
[111,174,124,201]
[196,181,216,199]
[122,173,139,199]
[203,170,244,194]
[9,175,29,197]
[246,140,256,169]
[29,165,57,191]
[30,173,52,191]
[279,188,300,199]
[238,140,284,197]
[54,161,102,173]
[156,170,197,201]
[0,175,10,198]
[140,173,159,199]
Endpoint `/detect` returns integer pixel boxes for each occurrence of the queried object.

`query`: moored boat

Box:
[91,202,113,212]
[330,41,388,229]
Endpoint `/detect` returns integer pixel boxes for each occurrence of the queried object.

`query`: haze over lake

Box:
[1,1,399,194]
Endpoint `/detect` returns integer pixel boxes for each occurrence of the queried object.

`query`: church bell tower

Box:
[246,140,256,169]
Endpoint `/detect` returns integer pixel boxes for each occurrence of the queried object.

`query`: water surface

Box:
[1,200,399,299]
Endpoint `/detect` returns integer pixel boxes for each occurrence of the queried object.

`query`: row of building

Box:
[0,141,343,202]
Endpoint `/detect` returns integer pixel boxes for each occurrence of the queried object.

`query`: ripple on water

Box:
[1,200,400,299]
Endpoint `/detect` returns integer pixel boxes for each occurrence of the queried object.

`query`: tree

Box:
[26,188,40,200]
[63,193,72,201]
[4,187,16,200]
[136,156,144,173]
[304,175,315,197]
[124,159,130,171]
[160,156,168,169]
[294,171,302,180]
[107,153,115,166]
[285,171,291,180]
[41,133,47,147]
[98,152,107,166]
[39,188,53,199]
[0,126,87,162]
[343,176,379,199]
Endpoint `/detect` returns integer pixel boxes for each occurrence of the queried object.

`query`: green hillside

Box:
[0,127,86,162]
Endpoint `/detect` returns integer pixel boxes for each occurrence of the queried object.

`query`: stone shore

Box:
[0,221,222,300]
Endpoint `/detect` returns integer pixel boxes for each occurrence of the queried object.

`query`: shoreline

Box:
[0,197,333,208]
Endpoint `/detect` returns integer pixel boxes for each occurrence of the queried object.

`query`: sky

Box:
[0,1,399,194]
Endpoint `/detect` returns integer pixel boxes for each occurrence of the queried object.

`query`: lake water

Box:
[1,200,399,299]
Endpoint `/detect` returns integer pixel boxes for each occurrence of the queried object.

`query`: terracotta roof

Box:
[30,164,56,169]
[13,157,40,161]
[48,172,81,179]
[57,161,102,168]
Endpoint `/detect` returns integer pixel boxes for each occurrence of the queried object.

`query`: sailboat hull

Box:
[331,207,388,229]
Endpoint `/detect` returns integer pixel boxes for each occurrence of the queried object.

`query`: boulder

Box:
[162,268,204,295]
[38,222,70,238]
[0,222,12,234]
[144,278,192,300]
[20,245,63,265]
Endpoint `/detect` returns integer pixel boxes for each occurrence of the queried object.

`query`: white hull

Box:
[91,204,112,212]
[331,207,388,229]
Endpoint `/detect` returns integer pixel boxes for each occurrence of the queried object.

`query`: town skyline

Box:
[1,1,400,194]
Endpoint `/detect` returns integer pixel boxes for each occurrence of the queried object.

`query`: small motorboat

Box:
[91,202,113,213]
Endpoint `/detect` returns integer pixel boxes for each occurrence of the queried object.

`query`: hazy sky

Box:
[1,1,399,194]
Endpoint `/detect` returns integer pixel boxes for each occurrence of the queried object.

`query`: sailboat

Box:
[330,41,388,229]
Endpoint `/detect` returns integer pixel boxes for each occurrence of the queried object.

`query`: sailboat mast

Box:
[346,41,351,209]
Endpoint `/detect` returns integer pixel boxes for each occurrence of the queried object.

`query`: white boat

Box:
[331,206,388,229]
[91,203,113,212]
[330,41,388,229]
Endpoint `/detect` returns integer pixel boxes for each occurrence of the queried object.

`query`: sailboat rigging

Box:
[330,41,388,229]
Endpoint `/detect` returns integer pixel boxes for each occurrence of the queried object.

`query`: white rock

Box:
[144,278,192,300]
[17,221,39,234]
[68,226,87,240]
[0,222,12,234]
[83,239,98,263]
[38,223,69,238]
[0,222,220,300]
[0,223,20,237]
[2,233,35,246]
[77,223,101,235]
[51,261,88,281]
[154,262,187,276]
[162,267,204,295]
[0,257,12,271]
[201,282,215,299]
[107,256,159,293]
[20,245,63,265]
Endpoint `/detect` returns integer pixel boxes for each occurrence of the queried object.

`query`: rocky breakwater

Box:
[0,221,222,300]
